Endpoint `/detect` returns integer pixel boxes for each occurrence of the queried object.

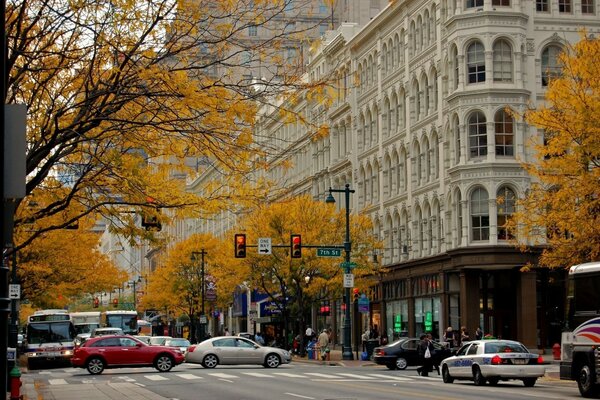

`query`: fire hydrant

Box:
[552,343,561,360]
[10,364,22,400]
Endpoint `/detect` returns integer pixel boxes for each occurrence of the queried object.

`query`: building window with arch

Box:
[497,187,516,240]
[471,187,490,241]
[453,115,461,165]
[468,111,488,158]
[451,46,459,90]
[495,110,514,156]
[542,45,562,86]
[493,40,513,82]
[467,42,486,84]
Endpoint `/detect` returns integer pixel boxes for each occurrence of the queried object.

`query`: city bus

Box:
[102,310,138,335]
[559,262,600,397]
[24,309,76,369]
[70,311,101,336]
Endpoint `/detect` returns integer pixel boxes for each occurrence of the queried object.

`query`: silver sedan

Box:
[441,339,546,387]
[185,336,291,368]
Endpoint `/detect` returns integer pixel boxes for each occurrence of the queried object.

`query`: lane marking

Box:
[273,372,304,378]
[336,373,376,379]
[366,373,413,381]
[176,374,203,380]
[284,393,315,399]
[242,372,272,378]
[48,379,67,385]
[303,372,340,379]
[208,373,238,379]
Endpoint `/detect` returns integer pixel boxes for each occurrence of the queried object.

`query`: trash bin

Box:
[366,339,379,360]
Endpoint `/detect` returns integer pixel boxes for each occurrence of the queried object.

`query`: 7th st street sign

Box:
[316,248,341,257]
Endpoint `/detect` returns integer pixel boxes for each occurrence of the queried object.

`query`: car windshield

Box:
[484,342,528,354]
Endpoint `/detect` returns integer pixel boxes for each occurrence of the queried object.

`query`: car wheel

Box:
[264,353,281,368]
[86,357,105,375]
[386,364,397,370]
[442,365,454,384]
[473,366,486,386]
[488,377,499,386]
[523,378,536,387]
[577,363,600,398]
[202,354,219,369]
[395,357,408,370]
[154,354,174,372]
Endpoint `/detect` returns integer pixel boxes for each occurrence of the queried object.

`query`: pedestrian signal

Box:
[235,234,247,258]
[290,235,301,258]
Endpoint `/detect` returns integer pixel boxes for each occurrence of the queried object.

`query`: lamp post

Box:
[192,250,207,342]
[325,183,355,361]
[127,276,142,310]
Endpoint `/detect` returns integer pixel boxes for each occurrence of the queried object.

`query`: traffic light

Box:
[112,298,119,308]
[353,288,360,302]
[234,234,247,258]
[93,297,99,308]
[290,234,301,258]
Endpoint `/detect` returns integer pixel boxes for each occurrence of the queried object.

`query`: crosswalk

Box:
[37,369,416,386]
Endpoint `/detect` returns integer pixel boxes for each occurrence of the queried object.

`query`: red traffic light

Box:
[112,298,119,308]
[353,288,360,301]
[290,234,301,258]
[235,234,247,258]
[93,297,99,308]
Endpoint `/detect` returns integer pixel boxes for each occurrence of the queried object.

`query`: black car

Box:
[374,337,452,370]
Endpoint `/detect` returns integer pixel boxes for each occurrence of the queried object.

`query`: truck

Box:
[559,261,600,397]
[70,311,101,336]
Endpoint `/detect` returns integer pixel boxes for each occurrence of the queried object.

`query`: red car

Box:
[72,335,185,374]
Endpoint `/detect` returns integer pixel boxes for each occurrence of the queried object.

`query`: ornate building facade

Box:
[253,0,600,349]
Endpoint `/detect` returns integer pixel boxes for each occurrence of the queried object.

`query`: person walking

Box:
[427,333,440,375]
[416,334,434,376]
[318,329,330,361]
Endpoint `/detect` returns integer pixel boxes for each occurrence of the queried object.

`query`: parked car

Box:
[373,337,452,370]
[185,336,291,368]
[149,336,172,346]
[71,335,184,375]
[90,327,124,337]
[164,338,191,354]
[440,339,545,387]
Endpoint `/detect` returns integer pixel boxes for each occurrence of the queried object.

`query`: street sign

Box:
[358,295,370,313]
[340,261,357,270]
[9,284,20,299]
[199,315,207,324]
[343,273,354,288]
[258,237,272,255]
[317,248,342,257]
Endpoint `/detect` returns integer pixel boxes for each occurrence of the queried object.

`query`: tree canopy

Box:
[512,33,600,268]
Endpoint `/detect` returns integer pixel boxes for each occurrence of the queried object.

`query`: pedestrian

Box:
[224,328,231,336]
[427,333,440,375]
[361,328,370,352]
[380,330,388,345]
[318,329,330,361]
[443,326,457,349]
[304,326,314,356]
[416,334,434,376]
[475,327,483,340]
[255,331,265,345]
[460,326,470,342]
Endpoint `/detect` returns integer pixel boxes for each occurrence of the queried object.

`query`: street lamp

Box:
[325,183,355,361]
[192,250,207,342]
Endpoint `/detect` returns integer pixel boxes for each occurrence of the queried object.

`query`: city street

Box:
[19,361,580,400]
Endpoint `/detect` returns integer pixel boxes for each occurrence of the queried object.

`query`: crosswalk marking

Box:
[273,372,304,378]
[117,376,136,382]
[143,375,169,381]
[304,372,340,379]
[242,372,272,378]
[366,373,412,381]
[208,373,238,379]
[336,373,376,380]
[48,379,67,385]
[176,374,203,380]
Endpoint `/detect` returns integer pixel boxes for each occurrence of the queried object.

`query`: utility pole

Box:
[192,250,207,342]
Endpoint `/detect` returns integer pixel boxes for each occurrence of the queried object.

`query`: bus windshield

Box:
[106,314,138,335]
[566,264,600,330]
[27,322,75,344]
[74,324,100,335]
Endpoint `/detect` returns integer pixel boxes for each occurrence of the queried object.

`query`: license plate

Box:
[45,352,60,357]
[513,359,527,365]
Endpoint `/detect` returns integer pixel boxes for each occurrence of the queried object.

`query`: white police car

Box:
[441,339,546,387]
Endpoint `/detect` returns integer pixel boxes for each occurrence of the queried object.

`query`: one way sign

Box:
[258,238,272,255]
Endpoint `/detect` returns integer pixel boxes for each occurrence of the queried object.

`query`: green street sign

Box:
[340,261,357,270]
[317,248,342,257]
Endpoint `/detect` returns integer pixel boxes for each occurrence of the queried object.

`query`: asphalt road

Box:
[21,362,581,400]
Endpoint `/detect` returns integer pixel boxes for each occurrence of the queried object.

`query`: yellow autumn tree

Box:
[512,33,600,268]
[216,195,382,338]
[6,0,336,253]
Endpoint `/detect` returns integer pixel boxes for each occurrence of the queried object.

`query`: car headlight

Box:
[64,350,73,356]
[282,351,290,357]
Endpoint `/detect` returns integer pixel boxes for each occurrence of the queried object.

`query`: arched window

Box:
[471,187,489,241]
[493,40,513,82]
[497,187,516,240]
[467,41,486,84]
[494,109,514,156]
[468,111,487,158]
[542,45,562,87]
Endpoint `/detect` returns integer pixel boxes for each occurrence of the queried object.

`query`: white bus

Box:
[25,309,76,369]
[559,262,600,397]
[102,310,138,335]
[70,311,101,336]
